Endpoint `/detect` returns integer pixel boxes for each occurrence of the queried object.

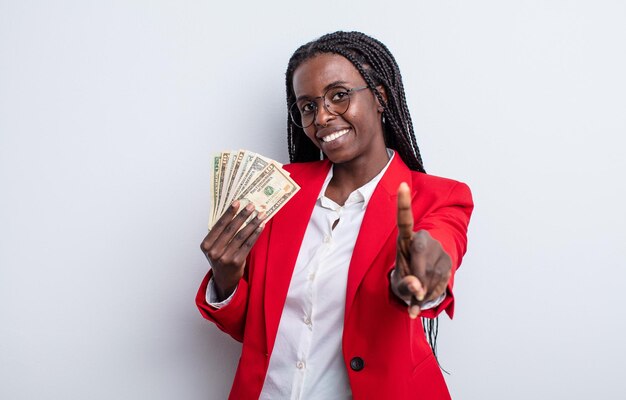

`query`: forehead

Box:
[292,53,364,97]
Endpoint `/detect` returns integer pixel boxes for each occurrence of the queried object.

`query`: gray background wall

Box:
[1,1,625,399]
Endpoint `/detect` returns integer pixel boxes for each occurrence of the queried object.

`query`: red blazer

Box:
[197,153,473,399]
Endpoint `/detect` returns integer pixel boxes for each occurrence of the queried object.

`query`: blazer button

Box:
[350,357,364,371]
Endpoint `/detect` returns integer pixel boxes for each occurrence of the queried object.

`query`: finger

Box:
[396,182,414,277]
[422,269,444,303]
[222,212,266,258]
[409,296,421,319]
[396,274,426,302]
[409,237,429,301]
[207,200,242,241]
[419,237,451,301]
[392,274,423,319]
[395,250,411,277]
[208,211,265,279]
[231,220,266,265]
[424,253,452,302]
[214,202,256,249]
[397,182,414,242]
[425,269,450,303]
[201,201,239,259]
[200,231,213,256]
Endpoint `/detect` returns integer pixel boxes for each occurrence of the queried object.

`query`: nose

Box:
[313,100,335,127]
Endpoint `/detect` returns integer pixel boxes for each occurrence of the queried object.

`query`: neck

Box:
[325,149,390,205]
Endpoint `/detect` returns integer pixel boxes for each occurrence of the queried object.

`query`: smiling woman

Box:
[291,53,389,184]
[197,31,474,399]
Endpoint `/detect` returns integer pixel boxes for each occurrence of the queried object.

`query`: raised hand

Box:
[391,182,452,319]
[200,201,266,301]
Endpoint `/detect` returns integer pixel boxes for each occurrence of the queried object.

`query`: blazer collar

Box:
[344,151,413,319]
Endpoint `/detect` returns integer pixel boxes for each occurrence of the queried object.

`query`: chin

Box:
[324,151,356,165]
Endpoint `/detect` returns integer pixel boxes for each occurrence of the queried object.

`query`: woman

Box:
[197,31,473,399]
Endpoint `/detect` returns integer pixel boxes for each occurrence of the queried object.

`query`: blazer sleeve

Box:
[414,181,474,319]
[195,269,249,342]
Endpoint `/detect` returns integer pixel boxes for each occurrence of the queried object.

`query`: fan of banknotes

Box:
[209,150,300,229]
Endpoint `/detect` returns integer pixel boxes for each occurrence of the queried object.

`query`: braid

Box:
[285,31,426,173]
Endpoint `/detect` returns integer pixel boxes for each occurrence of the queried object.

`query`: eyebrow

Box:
[295,80,350,102]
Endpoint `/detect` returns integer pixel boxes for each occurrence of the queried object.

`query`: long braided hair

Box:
[285,31,426,173]
[285,32,444,361]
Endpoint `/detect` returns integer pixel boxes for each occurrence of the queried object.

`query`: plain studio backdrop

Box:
[1,1,625,399]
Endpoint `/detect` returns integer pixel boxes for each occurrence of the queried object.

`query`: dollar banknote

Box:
[209,151,300,229]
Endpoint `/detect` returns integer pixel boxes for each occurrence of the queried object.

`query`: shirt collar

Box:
[318,149,395,210]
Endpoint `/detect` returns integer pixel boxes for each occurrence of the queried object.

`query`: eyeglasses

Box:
[289,85,369,128]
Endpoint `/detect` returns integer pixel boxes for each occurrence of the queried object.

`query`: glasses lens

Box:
[324,87,351,116]
[290,101,314,128]
[289,87,355,128]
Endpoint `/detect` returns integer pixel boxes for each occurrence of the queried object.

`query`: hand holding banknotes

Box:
[201,150,300,301]
[200,200,266,301]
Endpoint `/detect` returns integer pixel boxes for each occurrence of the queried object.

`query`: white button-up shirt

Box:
[258,156,393,400]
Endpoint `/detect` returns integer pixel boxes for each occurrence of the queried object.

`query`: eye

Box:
[300,101,316,114]
[330,90,350,103]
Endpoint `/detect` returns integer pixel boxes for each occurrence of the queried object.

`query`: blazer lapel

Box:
[264,160,331,354]
[344,153,413,320]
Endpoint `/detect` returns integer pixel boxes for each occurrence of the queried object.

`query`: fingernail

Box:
[245,203,255,211]
[417,292,425,302]
[231,200,239,208]
[409,305,420,319]
[257,212,267,221]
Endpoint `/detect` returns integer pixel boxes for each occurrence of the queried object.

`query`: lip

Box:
[316,127,352,143]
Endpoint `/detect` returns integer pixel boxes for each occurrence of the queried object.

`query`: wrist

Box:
[212,273,240,301]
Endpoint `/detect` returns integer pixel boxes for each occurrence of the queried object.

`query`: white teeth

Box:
[321,129,349,143]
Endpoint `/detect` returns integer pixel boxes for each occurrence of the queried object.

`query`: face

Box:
[291,53,387,165]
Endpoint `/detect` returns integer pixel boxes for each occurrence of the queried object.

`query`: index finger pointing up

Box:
[397,182,414,241]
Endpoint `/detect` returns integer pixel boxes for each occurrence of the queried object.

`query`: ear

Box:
[375,85,388,111]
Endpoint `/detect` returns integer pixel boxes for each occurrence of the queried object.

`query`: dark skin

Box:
[201,53,451,314]
[200,202,266,301]
[291,53,391,204]
[392,183,452,318]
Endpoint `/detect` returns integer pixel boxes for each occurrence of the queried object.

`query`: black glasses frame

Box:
[289,85,369,128]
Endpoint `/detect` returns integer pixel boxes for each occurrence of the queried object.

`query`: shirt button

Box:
[296,361,305,369]
[304,316,311,325]
[350,357,364,371]
[323,235,331,243]
[308,273,315,281]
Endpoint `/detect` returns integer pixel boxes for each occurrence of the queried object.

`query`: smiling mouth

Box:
[321,128,350,143]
